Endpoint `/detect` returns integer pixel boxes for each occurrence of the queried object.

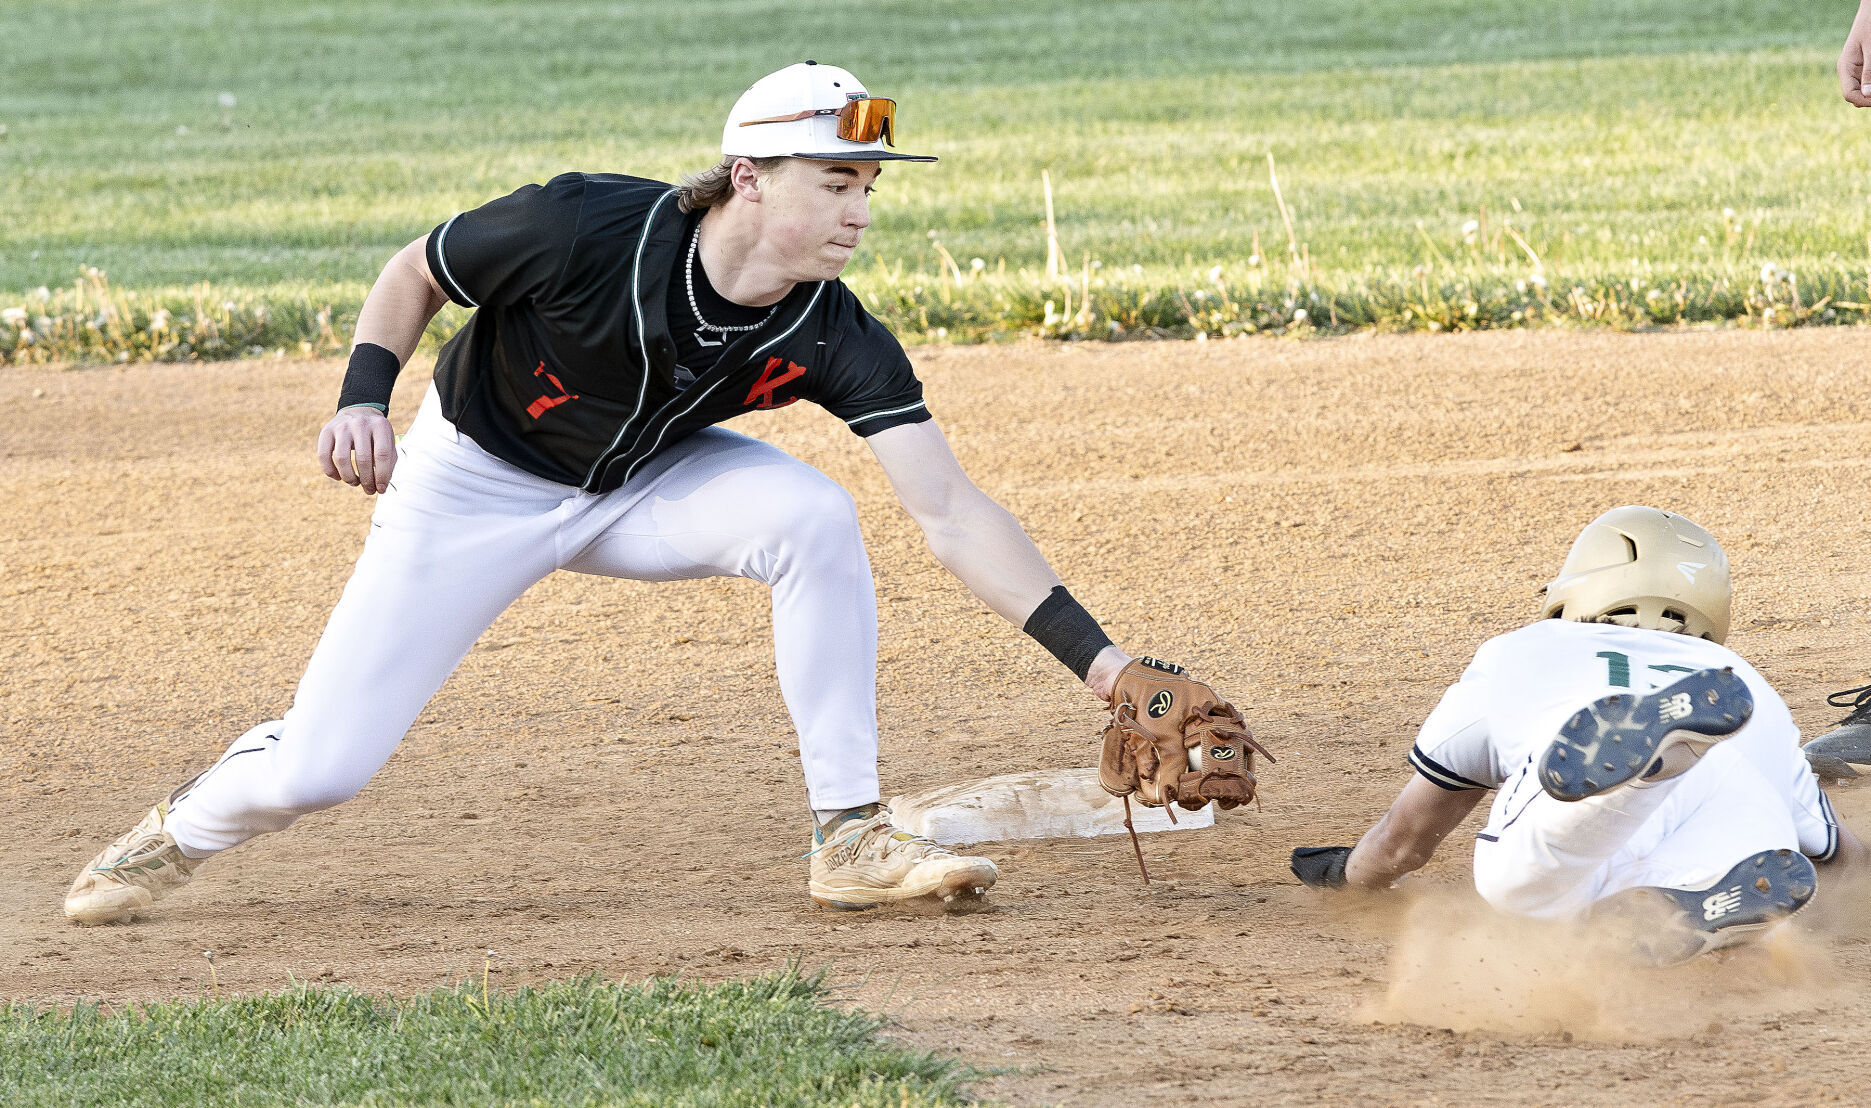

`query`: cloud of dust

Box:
[1361,886,1844,1041]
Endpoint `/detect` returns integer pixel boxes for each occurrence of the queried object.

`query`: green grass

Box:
[0,968,974,1107]
[4,0,1868,361]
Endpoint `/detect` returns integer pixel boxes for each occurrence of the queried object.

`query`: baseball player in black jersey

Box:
[67,62,1160,922]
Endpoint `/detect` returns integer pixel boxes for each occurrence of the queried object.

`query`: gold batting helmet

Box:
[1541,506,1732,643]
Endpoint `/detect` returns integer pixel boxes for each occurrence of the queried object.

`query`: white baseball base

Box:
[886,767,1215,845]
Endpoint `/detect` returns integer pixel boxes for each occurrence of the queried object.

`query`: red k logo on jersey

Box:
[527,362,579,419]
[744,356,807,410]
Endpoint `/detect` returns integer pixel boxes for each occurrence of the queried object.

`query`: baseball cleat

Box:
[1801,681,1871,781]
[806,805,998,911]
[1592,849,1818,966]
[64,786,202,926]
[1539,667,1753,802]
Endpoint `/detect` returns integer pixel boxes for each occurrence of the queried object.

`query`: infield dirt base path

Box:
[6,329,1871,1105]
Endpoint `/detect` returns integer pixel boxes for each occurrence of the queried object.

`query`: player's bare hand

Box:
[317,406,397,494]
[1084,645,1132,702]
[1844,3,1871,106]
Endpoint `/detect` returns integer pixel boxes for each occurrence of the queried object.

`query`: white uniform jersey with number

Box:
[1408,618,1837,861]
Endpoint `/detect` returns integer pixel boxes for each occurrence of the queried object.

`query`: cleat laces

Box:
[1826,683,1871,727]
[88,804,195,888]
[803,810,953,865]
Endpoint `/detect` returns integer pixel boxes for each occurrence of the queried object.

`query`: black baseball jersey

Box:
[424,172,930,493]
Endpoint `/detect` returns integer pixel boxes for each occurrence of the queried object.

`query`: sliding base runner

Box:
[1290,506,1858,964]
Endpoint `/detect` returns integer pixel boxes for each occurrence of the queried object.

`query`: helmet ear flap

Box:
[1542,506,1731,643]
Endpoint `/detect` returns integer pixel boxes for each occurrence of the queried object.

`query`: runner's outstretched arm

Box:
[1344,775,1485,889]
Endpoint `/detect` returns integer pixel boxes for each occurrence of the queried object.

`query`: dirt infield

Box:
[7,329,1871,1105]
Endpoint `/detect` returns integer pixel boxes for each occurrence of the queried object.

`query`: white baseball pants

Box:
[1471,747,1799,921]
[168,388,881,856]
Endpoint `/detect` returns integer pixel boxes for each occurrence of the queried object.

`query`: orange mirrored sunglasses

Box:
[738,95,898,146]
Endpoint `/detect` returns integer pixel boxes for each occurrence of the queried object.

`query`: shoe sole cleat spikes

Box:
[1539,667,1753,802]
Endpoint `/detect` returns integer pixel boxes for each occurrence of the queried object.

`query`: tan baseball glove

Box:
[1098,657,1271,811]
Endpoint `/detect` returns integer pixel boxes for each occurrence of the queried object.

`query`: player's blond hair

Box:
[676,155,787,212]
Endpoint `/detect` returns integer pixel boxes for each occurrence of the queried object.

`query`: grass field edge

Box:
[0,962,983,1108]
[4,258,1867,368]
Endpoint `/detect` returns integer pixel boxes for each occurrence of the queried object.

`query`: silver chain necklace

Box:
[687,225,778,337]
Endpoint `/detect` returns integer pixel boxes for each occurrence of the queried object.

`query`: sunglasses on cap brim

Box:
[739,95,899,146]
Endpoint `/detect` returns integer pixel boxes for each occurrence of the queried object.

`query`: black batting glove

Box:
[1290,846,1353,889]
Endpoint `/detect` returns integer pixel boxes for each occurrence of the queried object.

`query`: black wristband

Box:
[1022,585,1115,682]
[336,342,402,413]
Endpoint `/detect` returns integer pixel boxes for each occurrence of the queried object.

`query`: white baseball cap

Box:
[722,61,936,163]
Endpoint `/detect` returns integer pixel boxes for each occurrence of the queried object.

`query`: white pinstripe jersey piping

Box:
[432,213,478,308]
[582,187,681,489]
[845,399,927,428]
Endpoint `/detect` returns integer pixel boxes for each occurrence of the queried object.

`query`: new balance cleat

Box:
[806,805,998,911]
[1593,849,1817,966]
[1539,667,1753,802]
[64,786,202,925]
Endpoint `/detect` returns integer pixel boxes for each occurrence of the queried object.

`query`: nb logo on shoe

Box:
[1658,692,1694,723]
[1702,887,1744,921]
[1148,691,1174,718]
